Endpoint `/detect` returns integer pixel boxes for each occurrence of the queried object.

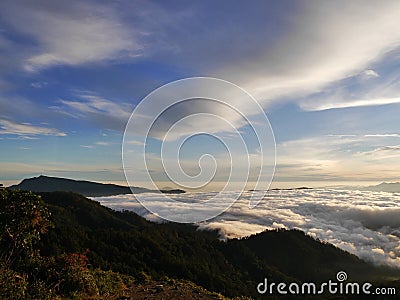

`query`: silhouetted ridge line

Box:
[9,175,185,196]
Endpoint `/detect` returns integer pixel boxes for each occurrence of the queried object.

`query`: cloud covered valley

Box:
[94,189,400,268]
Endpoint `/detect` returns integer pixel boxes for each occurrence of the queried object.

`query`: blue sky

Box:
[1,0,400,189]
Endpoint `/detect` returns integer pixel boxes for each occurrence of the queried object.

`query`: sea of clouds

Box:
[93,189,400,268]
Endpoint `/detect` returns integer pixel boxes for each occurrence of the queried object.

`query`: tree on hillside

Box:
[0,189,52,267]
[0,189,53,299]
[0,189,132,299]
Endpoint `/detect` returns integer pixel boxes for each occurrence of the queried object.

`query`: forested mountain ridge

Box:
[0,189,218,299]
[9,175,135,196]
[37,191,400,298]
[9,175,185,196]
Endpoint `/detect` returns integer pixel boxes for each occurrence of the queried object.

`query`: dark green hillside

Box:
[38,192,255,295]
[33,191,399,298]
[227,230,367,283]
[0,189,220,299]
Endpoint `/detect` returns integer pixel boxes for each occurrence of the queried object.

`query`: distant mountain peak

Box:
[361,181,400,193]
[9,175,185,196]
[9,175,144,197]
[377,181,400,185]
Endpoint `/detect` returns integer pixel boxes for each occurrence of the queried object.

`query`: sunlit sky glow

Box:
[1,0,400,189]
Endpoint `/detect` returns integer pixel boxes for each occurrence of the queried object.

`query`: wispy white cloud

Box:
[60,95,130,118]
[364,134,400,138]
[214,1,400,111]
[30,81,48,88]
[59,94,132,131]
[95,141,110,146]
[301,97,400,111]
[275,134,400,182]
[126,140,143,146]
[358,145,400,158]
[360,69,380,80]
[79,141,111,149]
[0,119,66,137]
[327,134,357,138]
[0,0,142,71]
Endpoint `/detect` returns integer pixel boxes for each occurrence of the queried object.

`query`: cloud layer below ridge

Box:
[95,189,400,268]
